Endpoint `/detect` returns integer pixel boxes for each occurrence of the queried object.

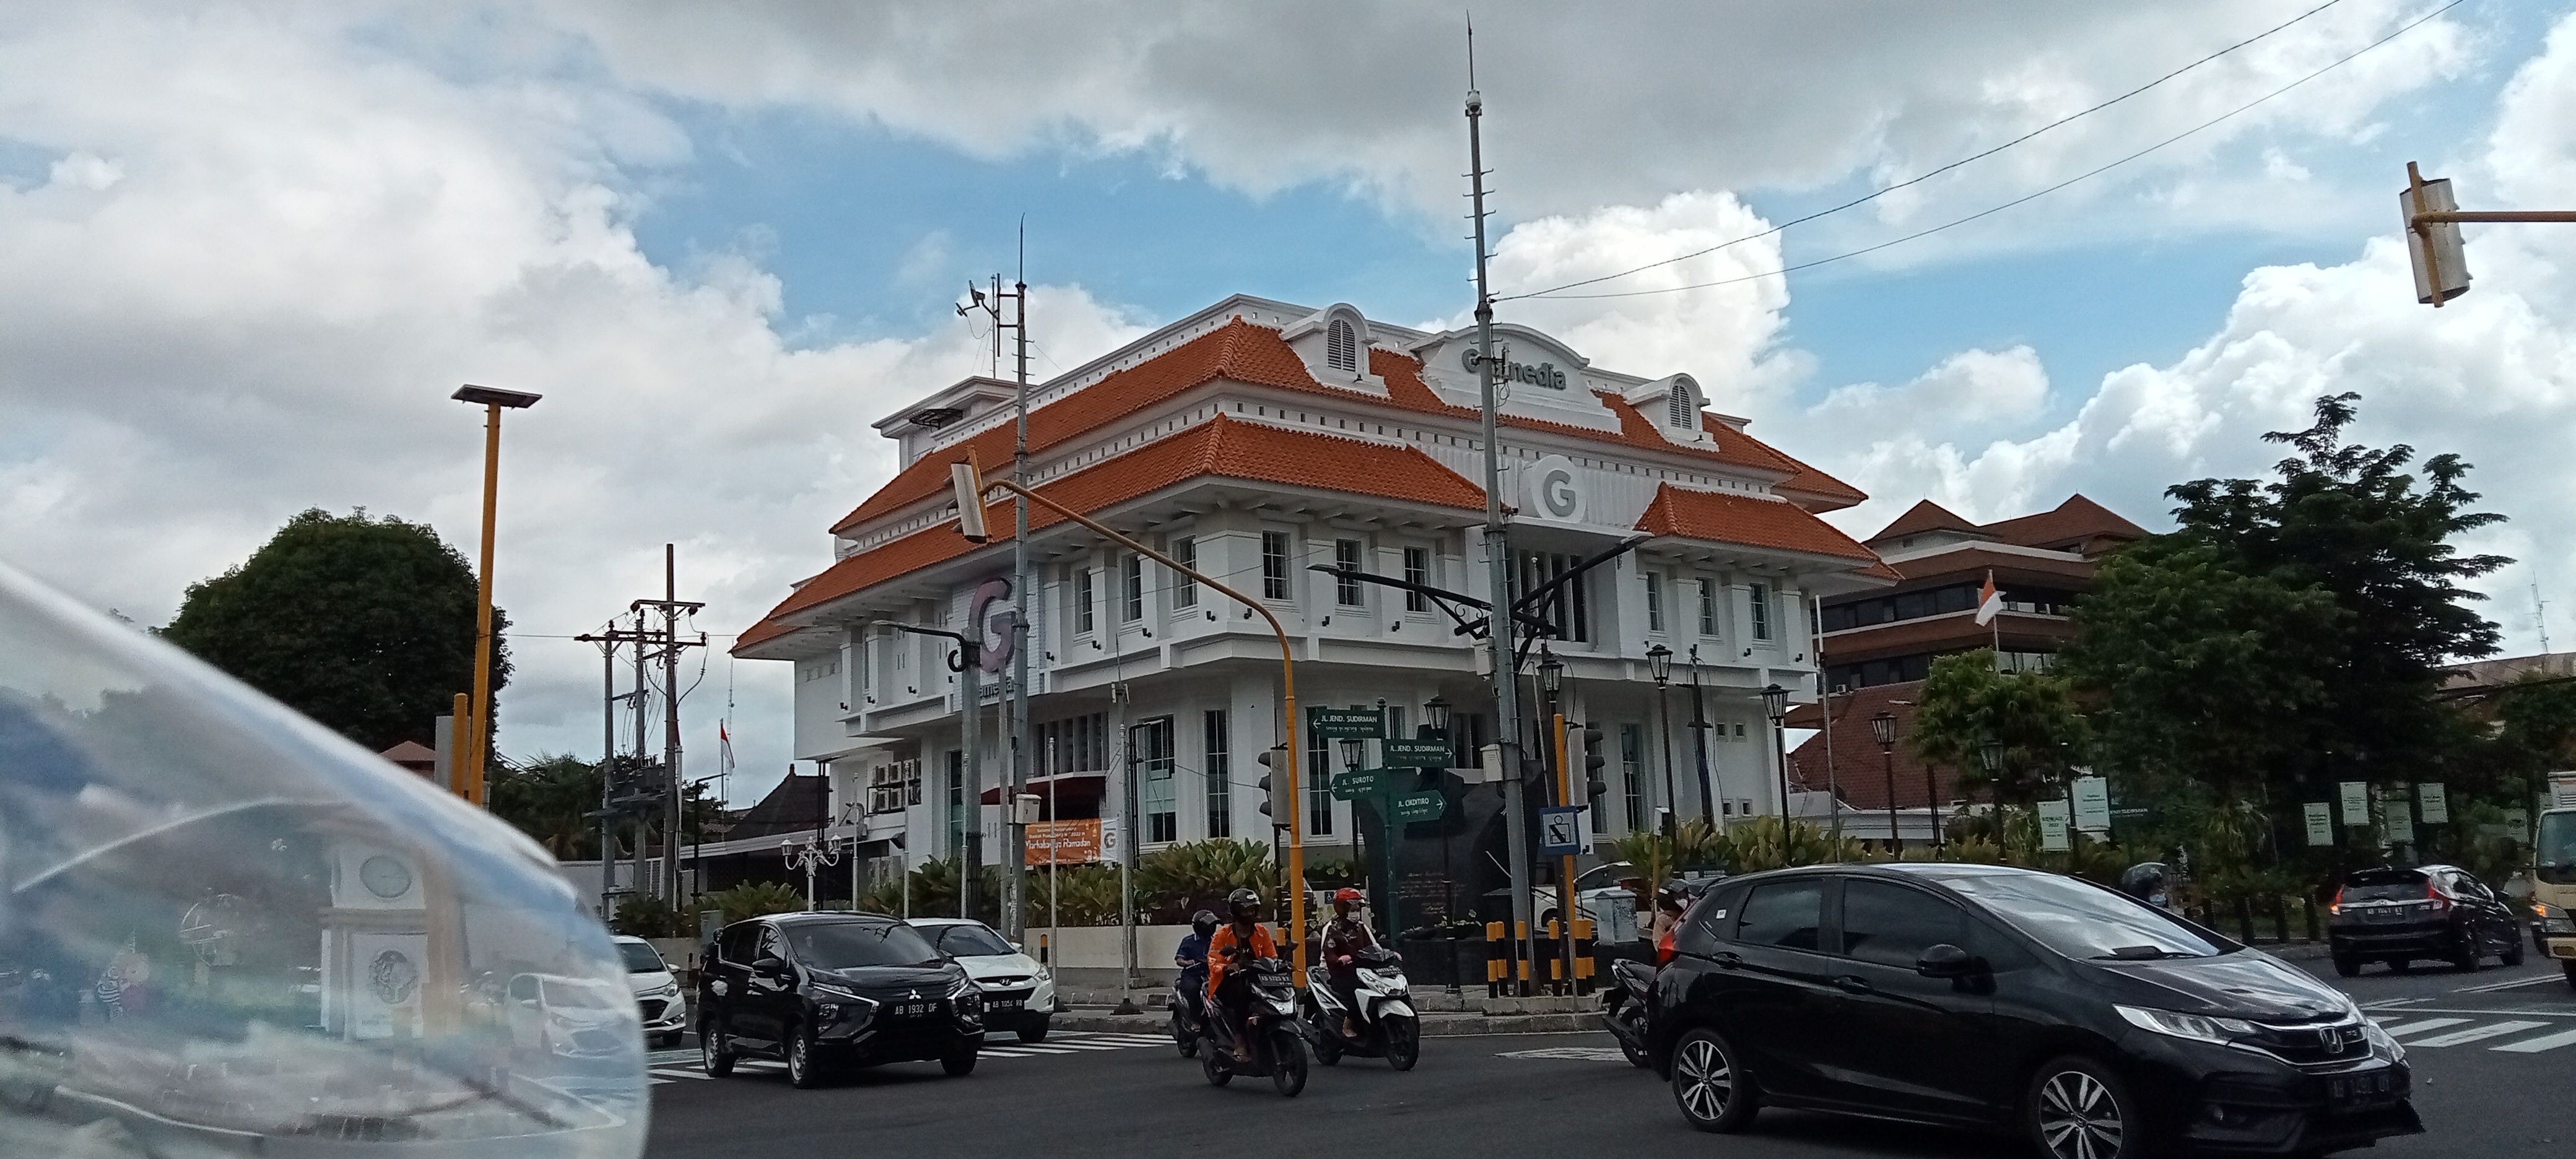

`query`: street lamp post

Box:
[1760,684,1791,825]
[1686,648,1715,825]
[1870,710,1901,854]
[1647,644,1676,836]
[1974,740,2004,849]
[450,384,540,807]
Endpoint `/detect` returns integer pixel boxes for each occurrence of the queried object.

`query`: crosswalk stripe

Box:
[979,1048,1037,1057]
[1078,1035,1178,1045]
[2409,1020,2548,1048]
[2457,974,2562,994]
[650,1068,711,1080]
[1035,1041,1128,1051]
[2492,1027,2576,1054]
[2377,1018,2470,1037]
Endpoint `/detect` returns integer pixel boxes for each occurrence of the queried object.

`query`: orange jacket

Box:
[1204,922,1279,1001]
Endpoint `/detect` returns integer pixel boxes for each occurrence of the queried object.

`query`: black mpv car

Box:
[2325,864,2525,976]
[698,913,983,1087]
[1650,864,2420,1158]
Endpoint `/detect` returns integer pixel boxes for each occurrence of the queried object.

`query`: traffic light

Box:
[1581,723,1608,799]
[2401,168,2469,306]
[1256,745,1292,820]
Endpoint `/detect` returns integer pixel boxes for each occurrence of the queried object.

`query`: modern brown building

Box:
[1789,495,2146,815]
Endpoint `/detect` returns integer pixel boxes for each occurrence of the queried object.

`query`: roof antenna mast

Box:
[1464,10,1536,994]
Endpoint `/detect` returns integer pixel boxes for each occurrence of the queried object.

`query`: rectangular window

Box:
[1261,531,1291,601]
[1136,717,1176,844]
[1645,572,1664,632]
[1305,731,1334,837]
[1698,579,1718,636]
[1172,536,1199,609]
[1334,539,1364,606]
[1736,879,1824,950]
[1749,581,1772,641]
[1203,710,1232,839]
[1515,551,1592,643]
[944,749,965,857]
[1121,553,1144,623]
[1074,567,1095,635]
[1619,724,1647,833]
[1403,547,1430,612]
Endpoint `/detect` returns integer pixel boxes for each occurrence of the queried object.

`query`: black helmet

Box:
[2120,862,2171,901]
[1191,909,1220,937]
[1226,887,1261,920]
[1656,879,1691,909]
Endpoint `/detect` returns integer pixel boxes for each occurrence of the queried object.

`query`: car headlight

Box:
[655,980,682,998]
[2114,1005,2258,1045]
[2362,1018,2408,1064]
[811,983,877,1011]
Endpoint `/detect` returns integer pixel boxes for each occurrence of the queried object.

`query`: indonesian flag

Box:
[1973,570,2005,626]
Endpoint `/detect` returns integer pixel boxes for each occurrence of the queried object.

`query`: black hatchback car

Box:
[1650,864,2419,1158]
[2326,864,2525,976]
[698,913,983,1087]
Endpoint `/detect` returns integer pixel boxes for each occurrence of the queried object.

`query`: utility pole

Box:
[630,610,650,898]
[573,629,620,915]
[631,547,707,905]
[960,635,982,921]
[962,253,1036,942]
[1464,27,1533,992]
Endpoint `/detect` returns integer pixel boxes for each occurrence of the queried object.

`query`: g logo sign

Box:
[1525,454,1586,523]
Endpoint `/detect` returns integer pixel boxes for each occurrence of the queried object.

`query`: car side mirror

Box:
[1916,943,1981,979]
[754,955,790,979]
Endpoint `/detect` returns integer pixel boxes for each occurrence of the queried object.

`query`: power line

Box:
[1515,0,2463,303]
[1500,0,2378,303]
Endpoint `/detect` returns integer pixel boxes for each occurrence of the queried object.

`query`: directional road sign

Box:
[1329,768,1389,801]
[1379,738,1451,768]
[1391,791,1447,823]
[1308,706,1385,739]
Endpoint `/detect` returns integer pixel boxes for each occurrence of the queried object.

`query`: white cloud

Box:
[0,4,1149,800]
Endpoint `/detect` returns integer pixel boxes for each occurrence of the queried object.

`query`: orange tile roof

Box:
[739,415,1482,651]
[1869,499,1980,542]
[834,318,1865,536]
[1979,493,2148,550]
[1634,483,1882,563]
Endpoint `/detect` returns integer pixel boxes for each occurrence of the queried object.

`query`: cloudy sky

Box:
[6,1,2572,805]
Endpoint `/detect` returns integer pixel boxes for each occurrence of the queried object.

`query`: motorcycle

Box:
[1302,945,1420,1070]
[1198,955,1308,1097]
[1170,970,1209,1057]
[1599,957,1655,1069]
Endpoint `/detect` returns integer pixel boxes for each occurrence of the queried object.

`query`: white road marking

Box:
[2457,974,2564,994]
[1499,1046,1632,1062]
[2360,997,2427,1010]
[2492,1027,2576,1053]
[2377,1018,2471,1038]
[649,1068,711,1080]
[2408,1020,2548,1048]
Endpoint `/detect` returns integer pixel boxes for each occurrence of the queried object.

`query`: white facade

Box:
[738,295,1889,879]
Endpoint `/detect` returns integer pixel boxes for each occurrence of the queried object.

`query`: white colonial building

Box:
[731,295,1891,903]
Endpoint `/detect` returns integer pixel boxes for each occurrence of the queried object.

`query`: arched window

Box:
[1667,381,1695,428]
[1326,318,1358,373]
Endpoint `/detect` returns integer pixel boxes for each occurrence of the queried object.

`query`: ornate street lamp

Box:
[1647,644,1677,833]
[1760,684,1791,823]
[1645,643,1673,685]
[1423,695,1451,736]
[1537,648,1564,697]
[1870,710,1902,853]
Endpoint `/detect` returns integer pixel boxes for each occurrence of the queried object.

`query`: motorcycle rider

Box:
[1650,879,1690,965]
[1204,887,1279,1059]
[1320,887,1377,1040]
[1174,908,1219,1024]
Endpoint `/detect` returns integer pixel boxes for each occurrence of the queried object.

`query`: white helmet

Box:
[0,561,645,1157]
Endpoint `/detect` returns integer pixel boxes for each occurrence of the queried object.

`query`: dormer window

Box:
[1666,377,1698,429]
[1326,318,1358,373]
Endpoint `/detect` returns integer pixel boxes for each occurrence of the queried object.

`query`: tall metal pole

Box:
[1113,682,1136,1002]
[1008,250,1033,944]
[960,649,981,921]
[599,638,617,913]
[466,402,502,807]
[663,545,683,905]
[1466,30,1533,994]
[1881,742,1904,854]
[1655,680,1677,836]
[1687,654,1716,824]
[631,610,649,899]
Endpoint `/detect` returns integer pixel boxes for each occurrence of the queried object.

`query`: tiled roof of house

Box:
[1784,683,1970,810]
[1634,483,1884,565]
[728,773,829,841]
[1868,500,1980,543]
[832,318,1865,536]
[738,415,1485,652]
[1980,494,2149,550]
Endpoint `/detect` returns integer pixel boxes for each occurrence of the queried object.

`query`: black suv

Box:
[698,913,983,1087]
[2326,864,2525,976]
[1650,864,2419,1158]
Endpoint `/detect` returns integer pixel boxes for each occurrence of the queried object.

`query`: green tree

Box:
[489,753,602,858]
[1910,649,2091,809]
[162,508,509,752]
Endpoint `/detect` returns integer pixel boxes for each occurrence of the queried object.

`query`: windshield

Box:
[542,977,629,1010]
[1938,871,2237,960]
[933,924,1016,957]
[619,940,668,973]
[788,921,942,969]
[2541,811,2576,886]
[2340,870,2430,902]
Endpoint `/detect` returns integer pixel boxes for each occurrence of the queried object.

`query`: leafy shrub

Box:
[705,882,806,926]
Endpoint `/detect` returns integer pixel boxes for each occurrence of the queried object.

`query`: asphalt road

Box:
[643,955,2575,1159]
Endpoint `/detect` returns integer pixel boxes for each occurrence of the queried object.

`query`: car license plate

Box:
[893,1001,935,1018]
[2328,1069,2394,1107]
[2365,908,2401,922]
[991,998,1022,1010]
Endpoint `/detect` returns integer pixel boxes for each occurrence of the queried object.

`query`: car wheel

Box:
[2500,934,2525,967]
[941,1046,977,1077]
[1017,1015,1051,1044]
[1669,1028,1757,1133]
[2026,1056,2140,1159]
[2453,941,2481,973]
[2331,955,2361,978]
[786,1028,822,1089]
[700,1023,736,1077]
